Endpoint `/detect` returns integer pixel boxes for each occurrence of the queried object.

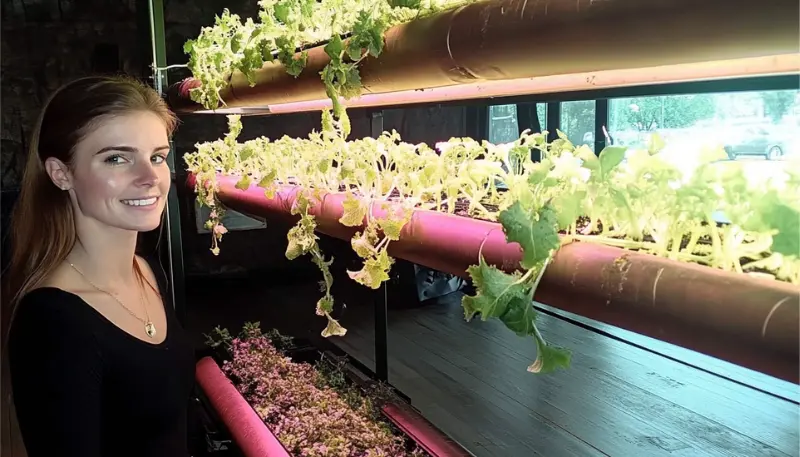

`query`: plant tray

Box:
[194,337,473,457]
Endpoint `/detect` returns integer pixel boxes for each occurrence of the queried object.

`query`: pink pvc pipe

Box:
[187,174,800,383]
[195,357,290,457]
[189,174,523,277]
[381,403,472,457]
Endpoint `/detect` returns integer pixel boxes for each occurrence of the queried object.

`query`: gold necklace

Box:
[68,261,157,339]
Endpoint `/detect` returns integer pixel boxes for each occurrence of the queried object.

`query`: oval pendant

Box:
[145,322,157,338]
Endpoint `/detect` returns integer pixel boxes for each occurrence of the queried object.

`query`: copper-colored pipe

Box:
[167,0,799,112]
[188,174,800,383]
[192,54,800,116]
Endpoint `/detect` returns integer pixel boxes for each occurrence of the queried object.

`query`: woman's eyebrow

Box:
[94,145,170,155]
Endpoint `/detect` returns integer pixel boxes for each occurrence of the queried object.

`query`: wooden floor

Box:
[184,268,800,457]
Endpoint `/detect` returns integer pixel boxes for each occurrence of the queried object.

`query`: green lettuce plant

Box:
[182,4,800,375]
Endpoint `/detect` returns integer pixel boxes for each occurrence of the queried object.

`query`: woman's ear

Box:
[44,157,73,191]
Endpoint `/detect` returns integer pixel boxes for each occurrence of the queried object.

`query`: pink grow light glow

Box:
[194,54,800,115]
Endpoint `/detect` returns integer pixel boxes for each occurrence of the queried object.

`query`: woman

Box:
[2,75,196,457]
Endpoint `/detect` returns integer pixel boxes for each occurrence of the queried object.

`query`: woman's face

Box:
[52,110,172,233]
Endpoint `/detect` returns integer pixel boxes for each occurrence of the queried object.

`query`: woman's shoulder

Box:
[14,286,88,318]
[7,288,106,406]
[9,287,100,346]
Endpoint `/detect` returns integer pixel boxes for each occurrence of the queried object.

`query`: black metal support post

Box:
[370,109,384,138]
[594,99,609,153]
[145,0,187,323]
[374,284,389,382]
[546,101,561,143]
[369,110,389,382]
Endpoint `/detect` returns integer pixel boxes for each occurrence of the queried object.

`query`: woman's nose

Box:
[135,161,159,186]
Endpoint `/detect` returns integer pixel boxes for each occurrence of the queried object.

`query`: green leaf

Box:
[183,39,195,55]
[230,32,243,53]
[367,26,384,56]
[389,0,421,7]
[462,256,528,321]
[239,54,260,85]
[599,146,627,179]
[346,40,363,62]
[498,201,561,270]
[528,340,572,374]
[498,293,537,335]
[340,65,362,99]
[553,190,586,230]
[239,145,255,161]
[235,174,251,190]
[274,2,290,23]
[340,193,367,227]
[260,40,274,61]
[462,256,570,374]
[575,145,599,174]
[350,10,385,58]
[288,51,308,76]
[347,248,393,289]
[761,202,800,257]
[257,170,277,188]
[316,295,334,315]
[527,159,551,185]
[324,34,344,62]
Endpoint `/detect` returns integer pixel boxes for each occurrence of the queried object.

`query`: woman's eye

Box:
[151,154,166,165]
[104,154,128,165]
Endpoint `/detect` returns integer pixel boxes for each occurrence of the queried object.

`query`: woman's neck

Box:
[67,222,139,289]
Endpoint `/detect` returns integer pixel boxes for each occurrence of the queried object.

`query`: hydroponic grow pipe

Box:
[188,174,800,383]
[382,402,475,457]
[166,0,799,113]
[177,55,800,116]
[195,357,290,457]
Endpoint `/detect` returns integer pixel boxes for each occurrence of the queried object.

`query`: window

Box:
[560,100,596,151]
[488,104,519,145]
[607,90,799,169]
[537,104,547,132]
[488,103,548,145]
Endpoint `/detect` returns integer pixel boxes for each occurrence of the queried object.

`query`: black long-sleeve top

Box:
[7,256,196,457]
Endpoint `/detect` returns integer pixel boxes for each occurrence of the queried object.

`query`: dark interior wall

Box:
[1,0,141,188]
[383,106,467,145]
[0,0,468,278]
[0,0,262,187]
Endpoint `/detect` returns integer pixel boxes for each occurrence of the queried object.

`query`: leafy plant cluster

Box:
[183,0,473,131]
[207,323,427,457]
[185,112,800,374]
[184,3,799,375]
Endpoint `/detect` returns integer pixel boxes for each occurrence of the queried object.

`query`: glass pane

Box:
[488,104,519,144]
[537,104,547,131]
[608,90,800,173]
[560,100,596,151]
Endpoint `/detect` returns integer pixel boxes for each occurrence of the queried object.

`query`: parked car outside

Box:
[722,124,787,160]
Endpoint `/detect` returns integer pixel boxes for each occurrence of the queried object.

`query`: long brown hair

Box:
[2,75,178,329]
